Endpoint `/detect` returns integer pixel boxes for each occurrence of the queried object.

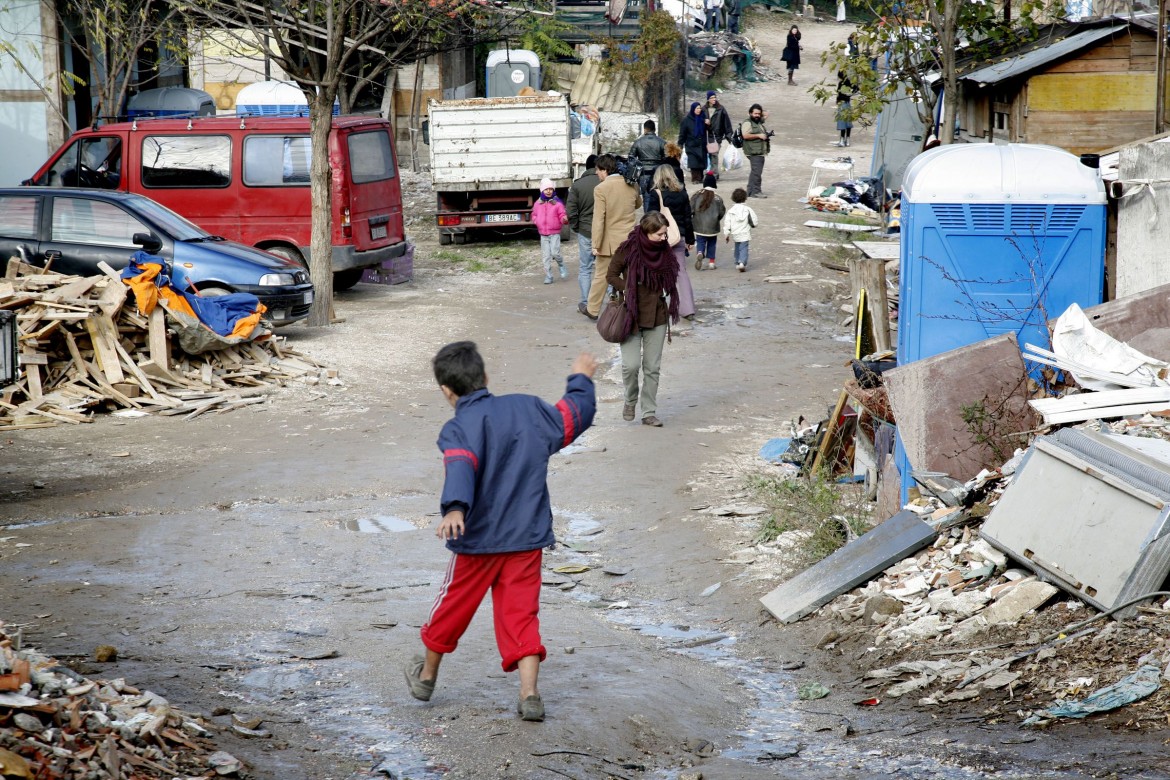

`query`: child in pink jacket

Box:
[531,177,568,284]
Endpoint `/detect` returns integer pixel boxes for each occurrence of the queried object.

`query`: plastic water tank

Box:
[127,87,216,118]
[486,50,541,97]
[235,80,340,117]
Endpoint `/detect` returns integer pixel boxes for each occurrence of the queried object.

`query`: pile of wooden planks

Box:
[0,258,326,431]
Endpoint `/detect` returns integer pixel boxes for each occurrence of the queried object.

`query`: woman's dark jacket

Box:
[606,246,671,330]
[783,32,802,68]
[678,117,709,171]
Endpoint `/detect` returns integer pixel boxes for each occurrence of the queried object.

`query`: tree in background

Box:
[813,0,1052,144]
[602,9,683,118]
[180,0,523,326]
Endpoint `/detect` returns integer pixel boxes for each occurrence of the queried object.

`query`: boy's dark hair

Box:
[595,154,617,173]
[732,187,747,203]
[643,119,656,133]
[584,153,598,169]
[433,341,487,397]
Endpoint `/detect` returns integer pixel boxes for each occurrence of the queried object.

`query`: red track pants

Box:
[420,549,546,672]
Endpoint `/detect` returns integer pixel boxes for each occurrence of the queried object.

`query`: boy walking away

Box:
[532,178,568,284]
[405,342,597,722]
[690,173,726,271]
[723,187,758,272]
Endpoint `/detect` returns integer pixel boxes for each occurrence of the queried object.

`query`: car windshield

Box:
[125,195,212,241]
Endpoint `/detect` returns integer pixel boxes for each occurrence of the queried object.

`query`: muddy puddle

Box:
[554,509,1037,780]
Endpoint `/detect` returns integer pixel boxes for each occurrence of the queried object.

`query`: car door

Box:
[0,193,42,266]
[40,195,161,276]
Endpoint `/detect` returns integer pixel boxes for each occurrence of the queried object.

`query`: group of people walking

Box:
[528,88,770,430]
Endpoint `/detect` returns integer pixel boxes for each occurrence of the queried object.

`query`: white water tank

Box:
[235,80,339,117]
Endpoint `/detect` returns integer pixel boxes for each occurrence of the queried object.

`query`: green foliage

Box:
[748,471,870,566]
[601,9,682,86]
[513,9,577,64]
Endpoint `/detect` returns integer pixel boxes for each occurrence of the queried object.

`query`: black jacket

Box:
[566,168,600,237]
[678,116,708,170]
[647,188,695,246]
[629,133,667,169]
[704,103,733,143]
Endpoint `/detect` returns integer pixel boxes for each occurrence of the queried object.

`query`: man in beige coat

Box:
[587,154,642,319]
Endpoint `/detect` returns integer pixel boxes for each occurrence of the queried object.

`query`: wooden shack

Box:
[957,17,1167,155]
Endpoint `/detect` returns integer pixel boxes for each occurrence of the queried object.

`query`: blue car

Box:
[0,188,314,324]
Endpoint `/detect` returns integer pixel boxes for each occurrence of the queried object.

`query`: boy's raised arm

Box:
[551,352,598,450]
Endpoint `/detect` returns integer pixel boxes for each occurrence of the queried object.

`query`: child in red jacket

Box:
[405,341,597,722]
[531,177,568,284]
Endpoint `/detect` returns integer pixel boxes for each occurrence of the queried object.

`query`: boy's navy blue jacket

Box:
[438,373,596,554]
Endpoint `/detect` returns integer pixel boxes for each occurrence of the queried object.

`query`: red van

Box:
[25,116,407,290]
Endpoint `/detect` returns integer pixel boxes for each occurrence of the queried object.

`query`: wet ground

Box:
[4,10,1170,780]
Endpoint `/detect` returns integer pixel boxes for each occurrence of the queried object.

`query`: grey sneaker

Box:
[518,695,545,722]
[404,655,435,701]
[623,403,636,421]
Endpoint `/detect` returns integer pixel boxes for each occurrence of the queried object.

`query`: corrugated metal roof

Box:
[960,25,1125,86]
[547,58,644,113]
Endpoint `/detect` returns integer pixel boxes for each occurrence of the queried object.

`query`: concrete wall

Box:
[0,0,62,185]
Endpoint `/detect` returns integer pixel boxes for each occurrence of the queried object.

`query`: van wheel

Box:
[453,232,468,245]
[265,245,307,270]
[333,268,364,291]
[439,232,453,246]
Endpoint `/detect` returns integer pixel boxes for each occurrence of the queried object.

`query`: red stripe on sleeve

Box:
[443,449,479,471]
[556,399,576,447]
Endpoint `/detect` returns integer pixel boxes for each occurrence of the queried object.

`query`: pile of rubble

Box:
[0,623,244,778]
[687,31,777,83]
[0,259,330,430]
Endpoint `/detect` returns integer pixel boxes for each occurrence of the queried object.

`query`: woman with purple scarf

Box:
[606,212,680,428]
[678,102,709,184]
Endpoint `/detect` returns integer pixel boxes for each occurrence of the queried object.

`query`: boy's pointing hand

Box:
[571,352,598,379]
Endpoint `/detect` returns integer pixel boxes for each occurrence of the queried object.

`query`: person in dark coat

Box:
[566,154,601,316]
[782,25,802,85]
[648,164,696,320]
[678,102,709,184]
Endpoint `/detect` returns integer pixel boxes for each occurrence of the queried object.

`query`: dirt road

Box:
[2,11,1162,780]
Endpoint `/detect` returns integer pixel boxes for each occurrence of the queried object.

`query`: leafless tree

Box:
[179,0,526,326]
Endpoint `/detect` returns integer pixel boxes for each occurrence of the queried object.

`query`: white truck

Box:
[428,94,596,245]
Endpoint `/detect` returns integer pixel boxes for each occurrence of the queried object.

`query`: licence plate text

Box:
[304,291,314,304]
[370,224,388,239]
[485,213,521,223]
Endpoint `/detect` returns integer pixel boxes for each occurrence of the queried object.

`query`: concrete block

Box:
[981,580,1058,625]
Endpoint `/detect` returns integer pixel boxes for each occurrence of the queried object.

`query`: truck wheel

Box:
[453,232,468,245]
[439,232,453,246]
[560,224,571,242]
[333,268,364,291]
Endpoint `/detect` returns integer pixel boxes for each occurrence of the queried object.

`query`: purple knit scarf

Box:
[617,227,680,327]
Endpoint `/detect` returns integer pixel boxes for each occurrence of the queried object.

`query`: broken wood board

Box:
[852,240,901,260]
[1030,387,1170,425]
[884,332,1039,482]
[760,510,937,623]
[804,220,879,232]
[763,274,814,283]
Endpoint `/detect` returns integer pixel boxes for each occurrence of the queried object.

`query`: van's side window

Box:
[243,136,311,186]
[36,137,122,189]
[51,197,147,247]
[0,196,38,238]
[348,131,396,184]
[142,135,231,188]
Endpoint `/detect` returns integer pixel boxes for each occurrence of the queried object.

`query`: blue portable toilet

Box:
[895,143,1106,500]
[235,80,340,117]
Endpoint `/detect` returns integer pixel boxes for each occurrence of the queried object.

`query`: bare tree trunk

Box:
[929,0,959,145]
[305,96,336,327]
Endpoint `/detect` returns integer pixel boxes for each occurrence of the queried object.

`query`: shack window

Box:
[348,131,396,184]
[243,135,311,186]
[141,135,231,188]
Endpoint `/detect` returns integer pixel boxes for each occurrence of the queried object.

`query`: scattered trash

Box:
[700,582,722,598]
[1026,665,1163,723]
[797,682,830,700]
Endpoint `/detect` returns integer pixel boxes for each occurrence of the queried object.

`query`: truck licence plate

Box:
[304,291,314,304]
[485,213,521,223]
[370,224,388,239]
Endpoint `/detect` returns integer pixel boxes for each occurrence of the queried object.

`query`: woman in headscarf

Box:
[606,211,680,427]
[678,101,709,184]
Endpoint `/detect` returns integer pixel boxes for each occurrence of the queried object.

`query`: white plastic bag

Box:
[722,145,744,171]
[679,149,688,170]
